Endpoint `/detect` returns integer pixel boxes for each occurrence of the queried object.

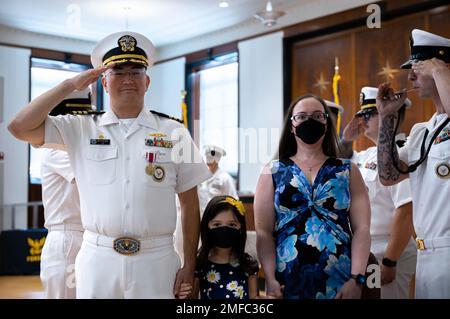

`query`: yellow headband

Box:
[221,197,245,216]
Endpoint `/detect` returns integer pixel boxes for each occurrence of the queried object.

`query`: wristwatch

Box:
[350,273,366,286]
[382,257,397,267]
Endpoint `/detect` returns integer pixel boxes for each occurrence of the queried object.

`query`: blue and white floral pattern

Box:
[276,234,298,272]
[271,158,352,299]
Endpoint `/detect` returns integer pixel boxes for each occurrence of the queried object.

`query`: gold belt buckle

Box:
[113,237,140,255]
[416,239,426,250]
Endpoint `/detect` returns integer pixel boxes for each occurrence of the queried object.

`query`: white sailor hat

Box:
[50,88,100,116]
[401,29,450,69]
[91,31,155,68]
[356,86,411,116]
[203,145,226,162]
[324,100,344,114]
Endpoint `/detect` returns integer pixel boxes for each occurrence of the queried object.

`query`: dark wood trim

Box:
[185,47,238,140]
[284,0,447,41]
[185,41,238,65]
[185,70,201,141]
[31,48,91,66]
[282,37,291,116]
[282,0,449,111]
[155,30,282,66]
[0,41,91,66]
[283,3,377,40]
[0,41,32,51]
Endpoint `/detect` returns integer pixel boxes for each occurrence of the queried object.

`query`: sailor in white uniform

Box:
[40,89,95,298]
[376,29,450,298]
[198,145,238,213]
[341,87,416,298]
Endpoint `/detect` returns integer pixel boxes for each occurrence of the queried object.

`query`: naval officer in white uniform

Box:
[198,145,238,214]
[341,87,416,299]
[40,88,97,298]
[8,31,210,298]
[376,29,450,298]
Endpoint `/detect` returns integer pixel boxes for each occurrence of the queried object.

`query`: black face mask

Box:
[209,226,240,248]
[294,118,326,144]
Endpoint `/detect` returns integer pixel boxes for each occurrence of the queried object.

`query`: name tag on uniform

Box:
[91,138,111,145]
[90,139,111,145]
[90,134,111,145]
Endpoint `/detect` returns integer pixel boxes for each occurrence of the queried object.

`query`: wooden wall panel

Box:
[429,6,450,38]
[353,14,426,150]
[291,33,353,127]
[289,4,450,152]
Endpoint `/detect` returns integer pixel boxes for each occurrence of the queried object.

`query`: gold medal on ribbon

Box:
[145,151,157,176]
[145,163,154,176]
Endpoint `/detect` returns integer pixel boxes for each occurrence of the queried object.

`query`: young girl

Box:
[191,195,259,299]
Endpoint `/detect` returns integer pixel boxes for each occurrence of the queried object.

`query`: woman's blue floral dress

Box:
[271,157,353,299]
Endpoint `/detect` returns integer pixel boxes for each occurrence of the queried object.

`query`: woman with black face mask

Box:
[254,94,371,299]
[180,195,259,299]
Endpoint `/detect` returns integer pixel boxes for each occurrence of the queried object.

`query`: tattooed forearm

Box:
[377,114,401,182]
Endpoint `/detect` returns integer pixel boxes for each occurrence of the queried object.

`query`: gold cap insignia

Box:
[118,35,136,52]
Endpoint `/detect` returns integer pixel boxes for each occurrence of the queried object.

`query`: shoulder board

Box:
[150,110,184,124]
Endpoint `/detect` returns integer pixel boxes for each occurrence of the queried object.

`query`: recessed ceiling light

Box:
[219,2,229,8]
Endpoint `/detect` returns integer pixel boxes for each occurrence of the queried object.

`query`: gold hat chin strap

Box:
[360,103,377,110]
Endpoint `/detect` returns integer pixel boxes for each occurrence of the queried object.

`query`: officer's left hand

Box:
[176,283,192,299]
[335,279,362,299]
[381,264,396,285]
[412,58,449,78]
[173,266,194,298]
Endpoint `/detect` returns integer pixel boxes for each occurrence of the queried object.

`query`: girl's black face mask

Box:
[209,226,240,248]
[293,118,327,144]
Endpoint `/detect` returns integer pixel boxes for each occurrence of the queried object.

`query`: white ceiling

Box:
[0,0,305,47]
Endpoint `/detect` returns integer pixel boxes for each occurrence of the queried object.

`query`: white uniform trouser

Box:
[415,238,450,299]
[75,231,181,299]
[40,227,83,299]
[371,235,417,299]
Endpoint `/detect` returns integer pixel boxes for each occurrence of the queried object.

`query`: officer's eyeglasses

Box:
[291,111,328,123]
[107,69,146,78]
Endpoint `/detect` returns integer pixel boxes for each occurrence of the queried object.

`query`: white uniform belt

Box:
[47,224,84,232]
[416,237,450,250]
[83,230,173,254]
